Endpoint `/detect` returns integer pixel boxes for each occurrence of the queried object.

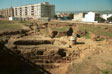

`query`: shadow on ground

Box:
[76,42,85,45]
[0,41,51,74]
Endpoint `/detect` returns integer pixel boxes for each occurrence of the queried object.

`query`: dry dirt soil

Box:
[1,20,112,74]
[66,38,112,74]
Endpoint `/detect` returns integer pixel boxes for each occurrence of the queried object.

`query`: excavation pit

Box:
[6,34,77,69]
[14,40,54,45]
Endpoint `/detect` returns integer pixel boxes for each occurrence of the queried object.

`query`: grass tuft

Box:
[88,56,91,60]
[83,31,91,39]
[102,70,110,74]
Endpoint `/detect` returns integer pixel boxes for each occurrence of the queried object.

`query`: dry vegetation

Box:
[78,24,112,38]
[0,20,26,32]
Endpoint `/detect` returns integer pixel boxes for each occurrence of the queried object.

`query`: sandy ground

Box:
[46,37,112,74]
[66,38,112,74]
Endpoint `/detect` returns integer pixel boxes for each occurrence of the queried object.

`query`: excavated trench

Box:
[8,38,77,69]
[17,45,74,69]
[4,25,79,70]
[17,47,74,69]
[14,40,54,45]
[0,29,29,36]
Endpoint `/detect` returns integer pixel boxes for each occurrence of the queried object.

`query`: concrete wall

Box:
[73,13,84,22]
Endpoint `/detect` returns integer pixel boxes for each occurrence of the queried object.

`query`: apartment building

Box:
[0,8,14,18]
[14,2,55,19]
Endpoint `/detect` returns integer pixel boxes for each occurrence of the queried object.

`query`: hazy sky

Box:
[0,0,112,11]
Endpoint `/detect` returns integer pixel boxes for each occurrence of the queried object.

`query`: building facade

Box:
[14,2,55,19]
[83,12,100,22]
[73,13,86,22]
[0,8,14,18]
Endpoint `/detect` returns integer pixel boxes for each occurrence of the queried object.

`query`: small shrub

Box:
[102,70,110,74]
[88,56,91,60]
[83,31,91,39]
[107,16,112,22]
[96,38,104,41]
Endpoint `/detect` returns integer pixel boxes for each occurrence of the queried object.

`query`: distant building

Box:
[9,17,14,21]
[56,13,70,20]
[0,2,55,21]
[73,12,100,23]
[73,13,86,22]
[14,2,55,20]
[0,7,14,18]
[83,12,100,22]
[56,13,70,17]
[101,14,112,20]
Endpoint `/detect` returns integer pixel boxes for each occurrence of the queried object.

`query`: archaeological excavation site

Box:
[1,21,112,74]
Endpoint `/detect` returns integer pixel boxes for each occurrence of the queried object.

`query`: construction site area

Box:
[1,20,112,74]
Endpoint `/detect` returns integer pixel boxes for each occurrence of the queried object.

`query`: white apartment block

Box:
[14,2,55,19]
